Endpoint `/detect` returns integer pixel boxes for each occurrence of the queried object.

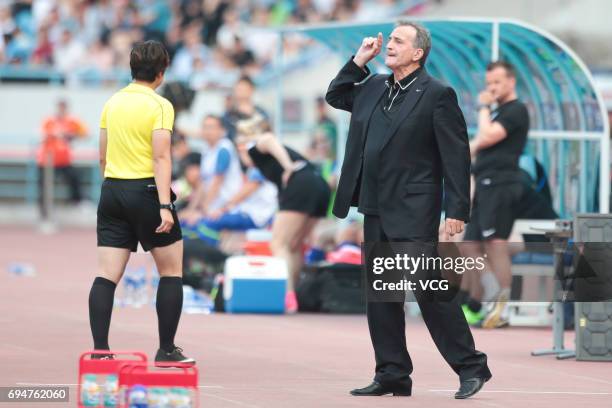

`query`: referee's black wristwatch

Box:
[160,203,175,211]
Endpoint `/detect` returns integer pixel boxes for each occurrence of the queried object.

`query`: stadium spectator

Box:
[180,114,243,225]
[54,28,86,74]
[4,26,33,64]
[31,26,53,65]
[229,35,256,70]
[293,0,321,23]
[463,61,530,329]
[172,151,202,211]
[170,21,210,81]
[189,50,240,90]
[307,129,338,214]
[37,99,88,216]
[0,5,17,56]
[1,0,407,81]
[201,0,229,46]
[331,0,361,21]
[0,4,16,30]
[242,7,277,64]
[314,95,338,160]
[222,75,270,140]
[215,6,244,51]
[182,155,278,246]
[354,0,397,21]
[171,133,192,180]
[140,0,172,41]
[84,35,115,78]
[164,21,183,61]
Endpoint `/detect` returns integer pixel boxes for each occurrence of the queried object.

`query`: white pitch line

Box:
[199,392,263,408]
[429,389,612,395]
[17,383,78,386]
[17,383,224,389]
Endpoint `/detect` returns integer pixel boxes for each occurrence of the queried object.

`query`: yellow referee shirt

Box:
[100,82,174,179]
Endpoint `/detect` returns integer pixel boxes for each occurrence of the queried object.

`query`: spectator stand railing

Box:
[0,143,101,205]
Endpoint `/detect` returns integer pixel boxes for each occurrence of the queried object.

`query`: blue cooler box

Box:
[223,256,287,314]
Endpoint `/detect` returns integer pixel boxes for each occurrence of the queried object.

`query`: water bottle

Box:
[151,266,160,307]
[182,285,195,312]
[168,387,192,408]
[103,374,118,407]
[193,289,214,314]
[122,267,137,306]
[182,285,213,314]
[123,267,148,307]
[128,384,148,408]
[81,374,101,407]
[7,262,36,277]
[133,266,148,307]
[147,387,170,408]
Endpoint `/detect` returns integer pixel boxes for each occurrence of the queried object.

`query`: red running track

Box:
[0,227,611,408]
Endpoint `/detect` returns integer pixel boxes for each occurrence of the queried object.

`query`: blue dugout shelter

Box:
[277,18,610,216]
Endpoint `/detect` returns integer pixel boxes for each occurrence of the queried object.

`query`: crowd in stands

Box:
[1,0,413,86]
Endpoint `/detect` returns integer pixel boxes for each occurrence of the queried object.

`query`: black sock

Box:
[467,298,482,313]
[88,277,117,350]
[156,276,183,353]
[457,289,470,304]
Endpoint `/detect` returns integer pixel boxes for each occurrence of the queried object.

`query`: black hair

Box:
[486,61,516,78]
[236,75,255,88]
[203,114,225,128]
[130,40,170,82]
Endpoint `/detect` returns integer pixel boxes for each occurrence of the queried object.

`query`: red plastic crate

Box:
[118,364,199,408]
[77,350,147,408]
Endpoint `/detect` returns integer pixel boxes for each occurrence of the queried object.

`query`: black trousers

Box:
[38,165,82,217]
[363,215,491,389]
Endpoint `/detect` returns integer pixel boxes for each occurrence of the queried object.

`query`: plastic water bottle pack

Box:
[182,285,214,314]
[127,384,194,408]
[80,374,101,407]
[119,267,149,308]
[103,374,119,407]
[80,373,120,407]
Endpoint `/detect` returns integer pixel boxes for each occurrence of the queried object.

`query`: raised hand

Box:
[353,32,383,68]
[478,90,494,106]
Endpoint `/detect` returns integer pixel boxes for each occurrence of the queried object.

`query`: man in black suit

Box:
[326,21,491,399]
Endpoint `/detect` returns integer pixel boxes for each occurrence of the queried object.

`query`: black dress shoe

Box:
[350,381,411,397]
[454,377,489,399]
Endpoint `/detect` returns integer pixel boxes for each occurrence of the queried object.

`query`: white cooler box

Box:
[223,255,287,314]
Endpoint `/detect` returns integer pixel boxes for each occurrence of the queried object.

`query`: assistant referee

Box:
[88,40,194,367]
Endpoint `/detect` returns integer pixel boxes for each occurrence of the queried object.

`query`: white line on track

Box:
[17,383,79,386]
[429,389,612,395]
[17,383,224,389]
[199,392,262,407]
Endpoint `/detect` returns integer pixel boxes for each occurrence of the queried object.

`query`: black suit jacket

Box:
[325,59,471,239]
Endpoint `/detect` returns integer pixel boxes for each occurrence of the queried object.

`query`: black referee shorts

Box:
[464,178,523,241]
[97,178,182,252]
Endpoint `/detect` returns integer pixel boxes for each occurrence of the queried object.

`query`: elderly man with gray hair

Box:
[326,21,492,399]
